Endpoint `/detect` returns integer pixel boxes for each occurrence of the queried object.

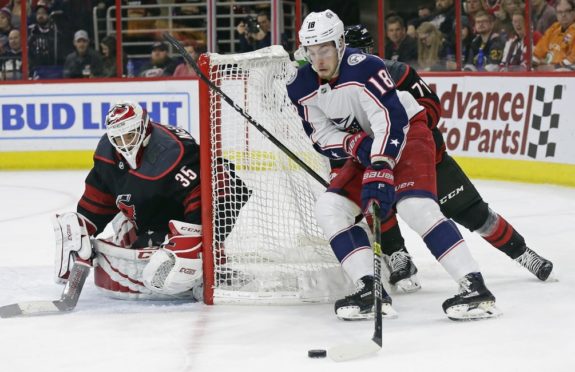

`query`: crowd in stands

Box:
[386,0,574,72]
[0,0,573,81]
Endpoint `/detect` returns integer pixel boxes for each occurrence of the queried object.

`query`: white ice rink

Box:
[1,170,574,372]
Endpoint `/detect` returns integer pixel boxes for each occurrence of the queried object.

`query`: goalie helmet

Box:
[105,101,151,170]
[344,24,375,54]
[299,9,346,63]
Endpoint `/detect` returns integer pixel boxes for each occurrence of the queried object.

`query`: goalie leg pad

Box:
[93,239,196,300]
[53,212,96,283]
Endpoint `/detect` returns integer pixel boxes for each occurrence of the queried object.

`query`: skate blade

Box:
[446,301,502,321]
[541,270,559,283]
[391,276,422,294]
[336,303,398,321]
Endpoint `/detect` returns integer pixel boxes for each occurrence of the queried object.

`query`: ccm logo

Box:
[181,226,201,234]
[440,186,464,205]
[179,268,197,275]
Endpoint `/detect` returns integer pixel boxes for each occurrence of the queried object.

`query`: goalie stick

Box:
[0,259,90,318]
[329,203,383,362]
[162,32,329,188]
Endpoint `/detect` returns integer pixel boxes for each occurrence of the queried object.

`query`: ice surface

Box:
[1,171,574,371]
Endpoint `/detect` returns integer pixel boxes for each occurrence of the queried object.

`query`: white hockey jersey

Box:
[287,47,423,166]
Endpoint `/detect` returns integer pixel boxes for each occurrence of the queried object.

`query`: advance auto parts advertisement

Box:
[426,75,574,166]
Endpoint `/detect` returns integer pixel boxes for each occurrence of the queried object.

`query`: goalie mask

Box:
[105,101,151,170]
[344,24,375,54]
[299,10,346,74]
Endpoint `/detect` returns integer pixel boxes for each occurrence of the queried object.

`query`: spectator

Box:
[533,0,575,70]
[0,7,13,50]
[407,3,434,38]
[501,11,543,71]
[173,40,206,77]
[463,0,485,29]
[532,0,558,34]
[63,29,104,78]
[385,15,418,64]
[428,0,455,38]
[464,10,505,71]
[99,34,125,77]
[416,21,449,71]
[0,28,20,79]
[28,2,64,75]
[236,11,271,52]
[7,0,30,28]
[493,0,523,41]
[139,41,178,77]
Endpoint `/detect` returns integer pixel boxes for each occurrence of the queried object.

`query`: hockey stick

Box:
[162,32,329,188]
[329,203,383,362]
[0,259,90,318]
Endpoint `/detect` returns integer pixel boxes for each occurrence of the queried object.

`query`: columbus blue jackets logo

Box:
[348,54,366,66]
[329,115,362,133]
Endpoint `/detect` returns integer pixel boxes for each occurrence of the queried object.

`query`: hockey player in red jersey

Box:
[287,10,499,321]
[53,101,249,300]
[342,24,553,291]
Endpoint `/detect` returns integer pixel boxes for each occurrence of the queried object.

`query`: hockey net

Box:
[199,46,354,304]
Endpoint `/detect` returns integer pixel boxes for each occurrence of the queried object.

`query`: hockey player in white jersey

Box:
[286,10,500,321]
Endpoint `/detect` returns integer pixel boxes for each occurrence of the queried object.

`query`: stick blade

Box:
[0,300,63,318]
[328,340,381,362]
[0,262,90,319]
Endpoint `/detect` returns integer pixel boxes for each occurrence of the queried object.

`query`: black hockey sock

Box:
[379,215,407,256]
[481,214,526,259]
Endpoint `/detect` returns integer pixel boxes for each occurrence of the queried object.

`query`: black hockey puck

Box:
[308,349,327,358]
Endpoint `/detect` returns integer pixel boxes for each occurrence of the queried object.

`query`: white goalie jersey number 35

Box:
[175,166,197,187]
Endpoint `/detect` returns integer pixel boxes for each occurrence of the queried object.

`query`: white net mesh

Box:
[206,46,354,304]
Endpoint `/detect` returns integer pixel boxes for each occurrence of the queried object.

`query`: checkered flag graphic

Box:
[528,85,563,159]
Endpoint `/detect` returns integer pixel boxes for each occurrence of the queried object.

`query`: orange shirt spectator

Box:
[533,0,575,69]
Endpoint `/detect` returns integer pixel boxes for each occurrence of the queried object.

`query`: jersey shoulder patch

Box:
[286,64,319,105]
[129,124,188,180]
[347,53,367,66]
[339,51,387,85]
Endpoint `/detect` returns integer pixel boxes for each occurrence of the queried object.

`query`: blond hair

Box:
[416,22,444,69]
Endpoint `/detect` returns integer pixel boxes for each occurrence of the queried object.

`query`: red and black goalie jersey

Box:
[77,123,202,246]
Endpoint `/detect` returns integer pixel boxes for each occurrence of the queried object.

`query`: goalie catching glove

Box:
[53,212,97,283]
[142,220,203,295]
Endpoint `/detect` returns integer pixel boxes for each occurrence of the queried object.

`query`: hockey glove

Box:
[361,165,395,219]
[343,132,372,167]
[142,220,203,295]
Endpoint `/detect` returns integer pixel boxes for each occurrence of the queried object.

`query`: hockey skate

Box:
[384,250,421,293]
[515,247,554,281]
[334,275,397,320]
[442,272,501,321]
